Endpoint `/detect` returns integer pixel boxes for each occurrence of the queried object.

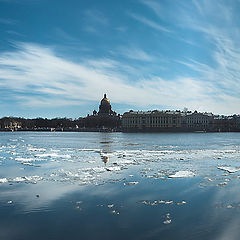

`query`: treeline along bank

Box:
[1,94,240,132]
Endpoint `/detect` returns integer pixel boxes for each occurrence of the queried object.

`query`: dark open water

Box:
[1,132,240,240]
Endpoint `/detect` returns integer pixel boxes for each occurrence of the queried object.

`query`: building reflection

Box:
[98,133,114,165]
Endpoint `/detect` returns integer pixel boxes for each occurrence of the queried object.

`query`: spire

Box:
[104,93,107,98]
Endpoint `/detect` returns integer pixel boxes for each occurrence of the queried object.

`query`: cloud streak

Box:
[128,12,170,33]
[0,18,17,25]
[0,41,239,115]
[175,0,240,100]
[118,47,154,62]
[83,9,108,33]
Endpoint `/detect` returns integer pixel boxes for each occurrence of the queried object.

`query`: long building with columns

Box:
[122,110,217,132]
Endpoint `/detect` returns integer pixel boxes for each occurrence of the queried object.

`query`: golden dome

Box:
[98,93,113,115]
[101,94,110,104]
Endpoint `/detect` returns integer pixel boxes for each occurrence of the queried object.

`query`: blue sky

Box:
[0,0,240,118]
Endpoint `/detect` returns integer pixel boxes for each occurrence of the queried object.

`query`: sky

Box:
[0,0,240,118]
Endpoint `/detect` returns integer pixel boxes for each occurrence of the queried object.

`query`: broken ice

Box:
[124,181,139,186]
[168,171,195,178]
[0,178,8,183]
[217,166,240,173]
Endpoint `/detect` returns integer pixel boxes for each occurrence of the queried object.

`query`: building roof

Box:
[100,93,110,105]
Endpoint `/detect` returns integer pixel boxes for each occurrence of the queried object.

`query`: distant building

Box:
[213,115,240,132]
[98,93,116,116]
[84,94,121,129]
[181,111,214,131]
[0,118,22,131]
[122,110,182,132]
[122,109,216,132]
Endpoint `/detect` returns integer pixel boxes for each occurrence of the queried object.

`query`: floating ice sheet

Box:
[163,219,171,224]
[168,170,195,178]
[217,166,240,173]
[2,134,240,188]
[124,181,139,186]
[12,176,43,183]
[27,147,46,152]
[105,166,121,171]
[0,178,8,183]
[35,153,71,158]
[139,200,179,206]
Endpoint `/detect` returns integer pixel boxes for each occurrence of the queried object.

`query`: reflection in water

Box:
[99,133,114,166]
[101,155,109,165]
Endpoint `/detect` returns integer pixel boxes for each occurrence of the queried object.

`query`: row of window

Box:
[123,124,178,128]
[123,118,180,125]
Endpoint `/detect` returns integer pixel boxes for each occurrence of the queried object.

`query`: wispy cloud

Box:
[6,30,25,37]
[128,12,170,33]
[0,42,239,114]
[16,95,82,107]
[83,9,108,33]
[176,1,240,102]
[54,28,79,42]
[119,47,154,62]
[84,9,108,26]
[140,0,165,20]
[0,18,17,25]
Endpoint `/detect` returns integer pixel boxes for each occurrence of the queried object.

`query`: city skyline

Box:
[0,0,240,118]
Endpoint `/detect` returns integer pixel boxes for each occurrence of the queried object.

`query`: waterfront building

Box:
[122,110,182,132]
[84,94,121,129]
[181,111,214,131]
[213,115,240,132]
[122,109,216,132]
[98,94,115,116]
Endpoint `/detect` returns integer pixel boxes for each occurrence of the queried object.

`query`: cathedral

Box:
[85,94,120,129]
[93,93,116,116]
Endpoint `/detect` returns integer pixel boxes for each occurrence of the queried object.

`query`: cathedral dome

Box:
[98,93,113,116]
[100,94,110,105]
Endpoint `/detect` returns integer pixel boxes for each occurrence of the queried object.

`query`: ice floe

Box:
[35,153,71,158]
[15,157,42,162]
[105,166,121,171]
[217,166,240,173]
[139,200,176,206]
[168,170,195,178]
[0,178,8,183]
[124,181,139,186]
[110,209,120,215]
[163,213,172,224]
[27,147,46,152]
[139,199,187,207]
[163,219,171,224]
[12,176,43,183]
[176,201,187,205]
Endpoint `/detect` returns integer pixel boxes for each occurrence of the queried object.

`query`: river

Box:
[1,132,240,240]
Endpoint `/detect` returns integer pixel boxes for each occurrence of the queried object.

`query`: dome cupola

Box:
[100,94,110,105]
[98,93,113,116]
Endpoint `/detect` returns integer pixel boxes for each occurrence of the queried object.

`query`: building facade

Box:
[122,110,182,132]
[213,115,240,132]
[122,110,217,132]
[181,111,214,131]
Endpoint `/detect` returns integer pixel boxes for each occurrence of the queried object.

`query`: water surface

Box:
[1,132,240,240]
